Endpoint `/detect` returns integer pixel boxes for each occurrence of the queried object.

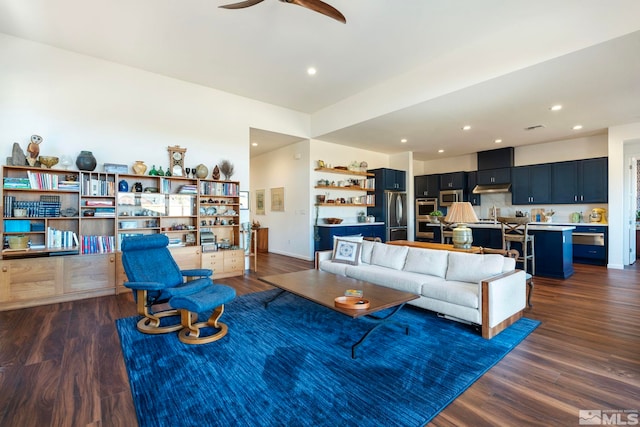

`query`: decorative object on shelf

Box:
[357,211,366,222]
[219,160,234,180]
[168,145,186,177]
[133,182,143,192]
[60,155,73,170]
[75,150,97,171]
[165,167,172,177]
[252,220,261,229]
[444,202,479,249]
[195,164,209,179]
[10,142,27,166]
[132,160,147,175]
[359,161,368,171]
[38,156,59,168]
[324,217,343,224]
[149,165,158,176]
[65,174,78,182]
[8,235,29,249]
[316,194,326,203]
[157,166,165,176]
[212,165,220,180]
[271,187,284,212]
[118,179,129,192]
[190,166,197,178]
[26,135,42,167]
[317,160,325,168]
[104,163,128,173]
[60,207,78,217]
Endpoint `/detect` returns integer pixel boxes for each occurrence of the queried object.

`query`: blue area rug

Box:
[116,289,539,427]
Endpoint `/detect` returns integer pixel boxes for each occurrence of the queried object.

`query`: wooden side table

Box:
[256,227,269,253]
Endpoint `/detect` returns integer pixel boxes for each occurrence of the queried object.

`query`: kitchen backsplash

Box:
[473,192,608,223]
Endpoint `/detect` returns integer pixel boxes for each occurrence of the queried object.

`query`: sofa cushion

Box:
[318,259,349,276]
[420,278,479,309]
[403,247,449,278]
[360,240,375,264]
[445,252,504,284]
[345,264,422,295]
[370,242,409,270]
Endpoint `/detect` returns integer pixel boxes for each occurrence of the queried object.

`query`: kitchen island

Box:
[424,222,575,279]
[314,222,385,251]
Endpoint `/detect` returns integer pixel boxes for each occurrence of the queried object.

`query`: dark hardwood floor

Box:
[1,254,638,426]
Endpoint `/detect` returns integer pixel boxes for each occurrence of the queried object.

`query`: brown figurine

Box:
[26,134,42,166]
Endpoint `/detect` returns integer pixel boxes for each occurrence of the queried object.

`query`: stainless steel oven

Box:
[439,189,463,207]
[416,198,438,217]
[416,219,436,240]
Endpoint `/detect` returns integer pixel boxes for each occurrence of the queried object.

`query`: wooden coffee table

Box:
[259,269,419,358]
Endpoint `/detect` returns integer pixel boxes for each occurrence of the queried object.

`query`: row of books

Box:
[81,177,115,196]
[3,177,30,189]
[79,235,116,254]
[199,181,238,196]
[47,227,79,249]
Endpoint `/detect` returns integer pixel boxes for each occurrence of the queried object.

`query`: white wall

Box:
[514,134,608,165]
[609,122,640,268]
[250,140,310,259]
[0,34,310,243]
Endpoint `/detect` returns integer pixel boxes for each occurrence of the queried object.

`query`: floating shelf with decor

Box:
[313,164,375,208]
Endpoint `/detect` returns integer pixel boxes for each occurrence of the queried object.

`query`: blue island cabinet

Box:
[314,224,385,251]
[467,225,574,279]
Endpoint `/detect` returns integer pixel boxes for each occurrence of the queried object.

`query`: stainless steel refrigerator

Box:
[385,191,407,241]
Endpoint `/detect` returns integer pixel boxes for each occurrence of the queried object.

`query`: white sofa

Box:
[315,240,527,339]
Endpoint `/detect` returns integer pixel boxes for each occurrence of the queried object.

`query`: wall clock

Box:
[168,145,186,177]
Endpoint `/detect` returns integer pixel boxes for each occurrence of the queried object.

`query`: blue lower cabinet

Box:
[314,225,385,251]
[573,225,607,266]
[468,226,574,279]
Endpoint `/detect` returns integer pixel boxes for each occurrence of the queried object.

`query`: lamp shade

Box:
[444,202,479,224]
[444,202,479,249]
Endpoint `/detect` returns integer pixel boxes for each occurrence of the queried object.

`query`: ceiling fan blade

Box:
[219,0,265,9]
[286,0,346,23]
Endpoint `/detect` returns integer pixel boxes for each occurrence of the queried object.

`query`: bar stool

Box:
[480,246,533,308]
[439,220,455,244]
[498,216,535,276]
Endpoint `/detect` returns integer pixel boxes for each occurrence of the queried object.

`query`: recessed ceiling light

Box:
[438,149,444,153]
[307,67,317,76]
[494,139,502,144]
[550,105,563,111]
[462,125,471,131]
[400,138,407,143]
[251,142,258,146]
[572,125,583,130]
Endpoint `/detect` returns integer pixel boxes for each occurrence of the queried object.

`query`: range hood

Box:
[472,183,511,194]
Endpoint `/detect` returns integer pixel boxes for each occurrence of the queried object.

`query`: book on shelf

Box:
[80,235,115,254]
[46,227,78,249]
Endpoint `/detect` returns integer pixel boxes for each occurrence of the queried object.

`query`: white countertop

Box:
[316,221,385,227]
[424,222,575,231]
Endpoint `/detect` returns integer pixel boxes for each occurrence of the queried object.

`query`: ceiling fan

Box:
[219,0,346,24]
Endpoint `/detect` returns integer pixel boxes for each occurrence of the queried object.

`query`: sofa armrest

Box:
[314,250,333,269]
[480,269,527,339]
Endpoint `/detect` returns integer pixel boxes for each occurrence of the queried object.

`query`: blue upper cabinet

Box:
[414,174,439,198]
[370,168,406,191]
[439,172,466,190]
[551,157,607,203]
[511,164,552,205]
[476,167,511,185]
[465,171,481,206]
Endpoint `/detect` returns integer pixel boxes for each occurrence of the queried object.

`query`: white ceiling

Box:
[2,0,640,161]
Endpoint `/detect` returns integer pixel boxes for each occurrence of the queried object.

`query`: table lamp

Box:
[444,202,479,249]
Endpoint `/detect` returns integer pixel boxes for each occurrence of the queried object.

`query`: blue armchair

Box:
[121,234,236,344]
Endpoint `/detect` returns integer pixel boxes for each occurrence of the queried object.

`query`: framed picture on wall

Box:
[271,187,284,212]
[239,191,249,210]
[255,189,265,215]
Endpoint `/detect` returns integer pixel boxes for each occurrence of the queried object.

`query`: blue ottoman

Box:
[170,285,236,344]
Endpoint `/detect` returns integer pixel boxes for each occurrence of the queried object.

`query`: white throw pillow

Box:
[370,242,409,270]
[360,240,375,264]
[445,252,504,283]
[332,234,363,248]
[403,247,449,278]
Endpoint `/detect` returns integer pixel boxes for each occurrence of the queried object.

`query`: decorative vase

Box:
[118,180,129,192]
[149,165,158,176]
[132,160,147,175]
[157,166,165,176]
[212,165,220,180]
[133,182,143,192]
[76,151,97,171]
[195,164,208,179]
